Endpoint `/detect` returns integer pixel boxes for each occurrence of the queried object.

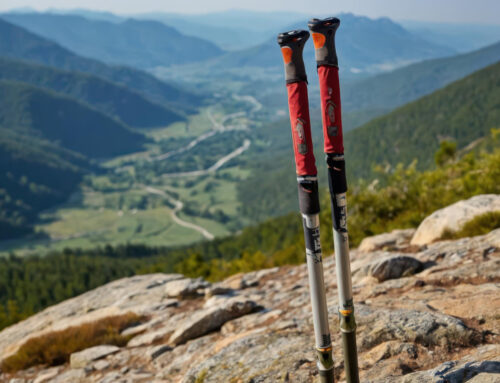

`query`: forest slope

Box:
[0,57,184,128]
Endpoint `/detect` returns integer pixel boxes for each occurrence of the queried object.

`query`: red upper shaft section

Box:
[318,65,344,154]
[286,81,317,176]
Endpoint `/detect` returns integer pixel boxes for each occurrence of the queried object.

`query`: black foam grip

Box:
[297,178,320,215]
[326,155,347,194]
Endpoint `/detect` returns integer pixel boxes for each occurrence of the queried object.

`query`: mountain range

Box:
[208,13,455,77]
[1,13,224,69]
[2,12,455,78]
[0,18,200,110]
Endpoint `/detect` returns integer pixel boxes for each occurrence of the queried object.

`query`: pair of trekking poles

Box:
[277,18,359,382]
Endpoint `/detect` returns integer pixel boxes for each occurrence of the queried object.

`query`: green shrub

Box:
[1,312,146,373]
[441,211,500,240]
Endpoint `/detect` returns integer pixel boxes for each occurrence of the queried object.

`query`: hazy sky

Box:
[1,0,500,25]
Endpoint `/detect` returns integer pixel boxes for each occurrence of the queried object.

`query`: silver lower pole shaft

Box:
[302,213,335,382]
[332,192,359,383]
[297,176,335,382]
[325,154,359,383]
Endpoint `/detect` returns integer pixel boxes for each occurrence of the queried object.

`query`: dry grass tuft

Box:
[1,312,146,373]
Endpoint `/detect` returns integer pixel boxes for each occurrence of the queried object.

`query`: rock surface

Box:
[165,277,210,298]
[0,225,499,382]
[169,297,258,345]
[359,229,416,252]
[411,194,500,245]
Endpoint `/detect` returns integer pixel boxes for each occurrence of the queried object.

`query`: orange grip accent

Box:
[311,32,326,49]
[281,46,293,64]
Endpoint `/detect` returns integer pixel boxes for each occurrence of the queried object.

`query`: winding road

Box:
[162,139,251,178]
[143,186,215,240]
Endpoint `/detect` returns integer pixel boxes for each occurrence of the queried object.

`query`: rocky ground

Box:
[0,198,499,382]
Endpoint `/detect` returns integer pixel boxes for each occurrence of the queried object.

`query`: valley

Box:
[0,93,259,256]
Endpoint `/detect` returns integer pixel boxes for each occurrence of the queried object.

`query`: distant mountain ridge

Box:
[342,41,500,113]
[211,13,455,76]
[0,18,201,111]
[1,13,224,69]
[0,57,184,128]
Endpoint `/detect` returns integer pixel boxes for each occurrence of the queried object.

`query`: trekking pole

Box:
[308,17,360,383]
[277,30,335,383]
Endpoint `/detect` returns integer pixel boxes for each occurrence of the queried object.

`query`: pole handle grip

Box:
[308,17,340,67]
[277,30,309,83]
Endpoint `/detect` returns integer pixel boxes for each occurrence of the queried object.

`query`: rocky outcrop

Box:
[169,297,258,345]
[0,220,499,382]
[411,194,500,245]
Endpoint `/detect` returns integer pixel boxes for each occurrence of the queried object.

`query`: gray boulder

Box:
[369,255,424,282]
[357,255,424,282]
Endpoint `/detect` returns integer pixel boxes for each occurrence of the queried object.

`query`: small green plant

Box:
[441,211,500,240]
[1,312,146,373]
[195,369,208,383]
[434,140,457,167]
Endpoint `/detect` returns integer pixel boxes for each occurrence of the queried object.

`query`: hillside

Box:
[342,41,500,112]
[1,13,224,68]
[0,219,499,381]
[344,61,500,179]
[0,57,184,128]
[213,13,454,76]
[0,80,147,158]
[0,18,200,110]
[0,129,89,239]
